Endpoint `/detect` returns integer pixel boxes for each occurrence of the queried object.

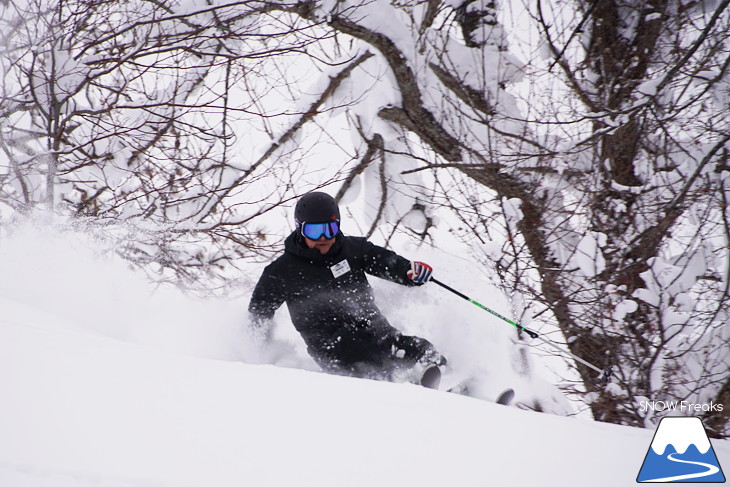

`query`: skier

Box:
[248,191,446,383]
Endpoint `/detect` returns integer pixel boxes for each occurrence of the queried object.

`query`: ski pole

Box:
[431,278,613,385]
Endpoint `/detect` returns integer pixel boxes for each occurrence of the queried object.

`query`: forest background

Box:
[1,0,728,435]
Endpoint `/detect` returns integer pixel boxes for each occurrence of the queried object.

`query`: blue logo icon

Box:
[637,416,726,483]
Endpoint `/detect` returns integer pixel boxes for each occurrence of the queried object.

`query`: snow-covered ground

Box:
[1,220,728,487]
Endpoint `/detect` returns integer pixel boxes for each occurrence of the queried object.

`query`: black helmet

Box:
[294,192,340,224]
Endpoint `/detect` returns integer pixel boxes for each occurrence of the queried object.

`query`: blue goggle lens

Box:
[301,221,339,240]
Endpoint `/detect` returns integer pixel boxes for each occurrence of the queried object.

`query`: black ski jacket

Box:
[248,231,419,360]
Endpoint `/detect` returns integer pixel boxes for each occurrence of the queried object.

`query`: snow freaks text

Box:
[640,401,724,413]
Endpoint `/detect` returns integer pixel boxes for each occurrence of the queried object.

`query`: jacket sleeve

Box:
[359,239,418,286]
[248,264,287,327]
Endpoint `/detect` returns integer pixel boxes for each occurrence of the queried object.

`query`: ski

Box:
[445,381,515,406]
[495,388,515,406]
[422,367,515,406]
[420,364,442,389]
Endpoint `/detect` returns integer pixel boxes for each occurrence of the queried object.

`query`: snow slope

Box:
[1,221,728,487]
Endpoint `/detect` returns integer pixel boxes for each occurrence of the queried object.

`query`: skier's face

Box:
[304,235,336,254]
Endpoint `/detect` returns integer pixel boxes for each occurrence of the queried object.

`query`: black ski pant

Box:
[307,321,445,379]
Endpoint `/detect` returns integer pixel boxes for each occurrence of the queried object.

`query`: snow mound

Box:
[0,296,696,487]
[1,219,728,486]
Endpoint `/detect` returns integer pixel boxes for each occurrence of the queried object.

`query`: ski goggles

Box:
[300,221,340,240]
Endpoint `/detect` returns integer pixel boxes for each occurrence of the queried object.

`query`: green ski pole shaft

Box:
[431,278,538,338]
[431,278,611,380]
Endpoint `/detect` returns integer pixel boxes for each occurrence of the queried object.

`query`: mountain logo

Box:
[637,416,726,483]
